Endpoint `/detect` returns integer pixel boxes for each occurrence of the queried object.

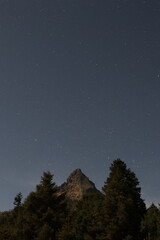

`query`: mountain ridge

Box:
[58,168,101,203]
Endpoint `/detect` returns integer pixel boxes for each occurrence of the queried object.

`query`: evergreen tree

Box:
[141,204,160,240]
[14,192,23,208]
[19,171,67,240]
[0,211,15,240]
[73,193,104,240]
[102,159,146,240]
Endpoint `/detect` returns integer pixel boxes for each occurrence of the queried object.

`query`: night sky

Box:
[0,0,160,210]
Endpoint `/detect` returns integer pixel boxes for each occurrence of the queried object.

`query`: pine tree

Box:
[102,159,146,240]
[21,171,66,240]
[141,204,160,240]
[73,193,104,240]
[14,192,23,208]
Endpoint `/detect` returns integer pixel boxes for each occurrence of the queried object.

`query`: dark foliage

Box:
[141,204,160,240]
[102,159,146,240]
[0,159,159,240]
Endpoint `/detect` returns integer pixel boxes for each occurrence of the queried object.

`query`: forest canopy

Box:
[0,159,159,240]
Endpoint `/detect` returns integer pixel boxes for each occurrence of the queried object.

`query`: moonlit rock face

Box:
[59,169,100,202]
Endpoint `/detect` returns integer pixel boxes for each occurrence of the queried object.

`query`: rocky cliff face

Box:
[59,168,100,203]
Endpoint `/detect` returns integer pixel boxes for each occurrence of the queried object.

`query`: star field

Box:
[0,0,159,210]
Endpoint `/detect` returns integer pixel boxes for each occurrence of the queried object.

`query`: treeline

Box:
[0,159,160,240]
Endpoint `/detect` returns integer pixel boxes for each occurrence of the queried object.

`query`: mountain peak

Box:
[68,168,83,178]
[59,169,100,203]
[67,168,87,184]
[73,168,82,173]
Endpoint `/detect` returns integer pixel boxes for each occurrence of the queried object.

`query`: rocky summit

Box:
[59,168,100,203]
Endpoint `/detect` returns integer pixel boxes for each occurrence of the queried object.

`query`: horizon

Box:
[0,160,156,211]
